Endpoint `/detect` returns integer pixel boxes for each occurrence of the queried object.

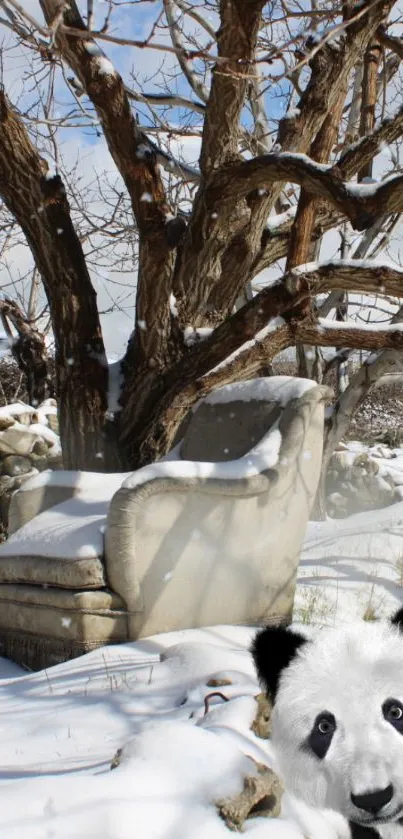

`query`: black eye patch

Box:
[382,698,403,733]
[303,711,337,759]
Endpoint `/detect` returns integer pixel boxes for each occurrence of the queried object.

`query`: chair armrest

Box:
[8,470,130,534]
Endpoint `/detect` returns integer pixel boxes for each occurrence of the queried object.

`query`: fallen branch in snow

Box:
[203,691,229,716]
[215,762,283,831]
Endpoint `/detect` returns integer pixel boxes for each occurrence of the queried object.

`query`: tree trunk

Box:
[0,91,110,471]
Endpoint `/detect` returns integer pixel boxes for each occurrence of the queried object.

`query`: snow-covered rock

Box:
[0,399,61,529]
[326,443,399,517]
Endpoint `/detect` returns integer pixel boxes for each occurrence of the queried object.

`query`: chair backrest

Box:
[181,398,282,462]
[180,377,316,463]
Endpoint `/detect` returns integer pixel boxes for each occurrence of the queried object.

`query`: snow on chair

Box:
[0,377,331,670]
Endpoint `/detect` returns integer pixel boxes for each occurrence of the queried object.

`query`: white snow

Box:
[204,376,316,406]
[116,377,318,492]
[136,143,152,160]
[3,483,403,839]
[297,500,403,625]
[107,358,124,414]
[0,626,289,839]
[29,422,60,448]
[266,205,297,231]
[140,192,153,202]
[283,108,300,119]
[209,318,285,373]
[292,257,403,276]
[5,405,403,837]
[122,423,282,491]
[275,151,331,174]
[346,172,400,198]
[318,316,403,332]
[0,495,108,559]
[183,326,214,346]
[0,401,34,419]
[95,56,116,76]
[170,293,178,317]
[84,42,103,57]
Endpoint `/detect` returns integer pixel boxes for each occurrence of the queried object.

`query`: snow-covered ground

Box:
[1,442,403,838]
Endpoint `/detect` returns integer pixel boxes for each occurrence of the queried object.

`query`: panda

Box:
[251,609,403,839]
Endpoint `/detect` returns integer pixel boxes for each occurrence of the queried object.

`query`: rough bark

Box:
[199,0,266,175]
[40,0,174,359]
[39,0,176,464]
[358,38,382,180]
[0,90,109,470]
[0,299,54,407]
[286,90,347,375]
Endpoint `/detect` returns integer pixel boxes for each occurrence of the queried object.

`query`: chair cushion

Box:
[0,497,107,589]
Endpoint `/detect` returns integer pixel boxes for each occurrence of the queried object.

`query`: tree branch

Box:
[300,259,403,297]
[163,0,209,103]
[377,24,403,61]
[295,320,403,351]
[211,151,403,230]
[39,0,175,365]
[336,102,403,177]
[199,0,266,175]
[125,86,206,116]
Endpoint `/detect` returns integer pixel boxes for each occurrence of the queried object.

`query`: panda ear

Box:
[251,625,307,700]
[390,607,403,632]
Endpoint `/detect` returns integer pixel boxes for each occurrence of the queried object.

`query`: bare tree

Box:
[1,0,403,483]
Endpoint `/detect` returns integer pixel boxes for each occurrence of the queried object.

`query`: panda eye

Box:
[317,718,335,734]
[305,712,336,759]
[383,699,403,730]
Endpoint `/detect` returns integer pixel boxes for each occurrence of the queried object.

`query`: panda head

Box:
[251,609,403,829]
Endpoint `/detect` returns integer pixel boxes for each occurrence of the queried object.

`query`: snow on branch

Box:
[336,103,403,178]
[295,321,403,352]
[211,151,403,230]
[252,107,403,275]
[163,0,209,104]
[291,259,403,297]
[125,86,206,116]
[147,138,200,182]
[169,254,403,402]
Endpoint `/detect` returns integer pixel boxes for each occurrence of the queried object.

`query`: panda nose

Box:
[351,784,394,814]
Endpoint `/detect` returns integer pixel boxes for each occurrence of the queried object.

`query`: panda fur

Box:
[251,609,403,839]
